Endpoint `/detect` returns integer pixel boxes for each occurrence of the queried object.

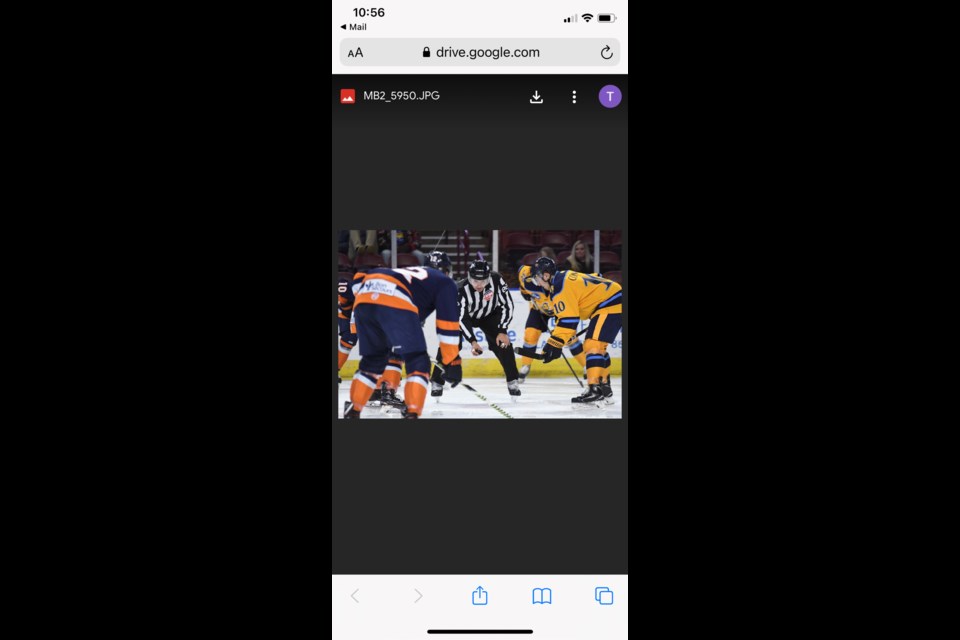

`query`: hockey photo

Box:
[337,229,624,419]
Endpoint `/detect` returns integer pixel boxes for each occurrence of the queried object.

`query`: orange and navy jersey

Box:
[352,266,461,362]
[517,265,555,316]
[547,270,623,342]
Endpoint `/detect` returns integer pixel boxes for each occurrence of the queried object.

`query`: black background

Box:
[98,18,846,630]
[333,74,628,574]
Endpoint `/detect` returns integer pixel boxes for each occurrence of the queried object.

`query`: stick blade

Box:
[515,347,544,360]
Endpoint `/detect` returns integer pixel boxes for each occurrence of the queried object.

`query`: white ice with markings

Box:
[338,376,622,419]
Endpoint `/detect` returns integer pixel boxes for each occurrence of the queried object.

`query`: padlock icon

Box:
[423,47,431,58]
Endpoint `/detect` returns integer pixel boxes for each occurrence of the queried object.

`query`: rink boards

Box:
[341,290,623,377]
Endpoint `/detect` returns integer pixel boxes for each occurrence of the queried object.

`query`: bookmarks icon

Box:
[532,587,552,604]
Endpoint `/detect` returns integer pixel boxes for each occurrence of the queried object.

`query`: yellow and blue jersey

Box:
[548,270,622,342]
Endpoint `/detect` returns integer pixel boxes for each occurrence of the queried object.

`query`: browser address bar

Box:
[340,38,621,66]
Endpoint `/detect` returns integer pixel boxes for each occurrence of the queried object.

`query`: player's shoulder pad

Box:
[552,270,567,289]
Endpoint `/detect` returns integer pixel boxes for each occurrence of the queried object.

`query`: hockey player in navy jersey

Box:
[344,265,462,419]
[338,274,405,408]
[423,251,466,398]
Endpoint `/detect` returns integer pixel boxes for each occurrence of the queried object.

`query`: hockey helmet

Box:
[426,251,452,274]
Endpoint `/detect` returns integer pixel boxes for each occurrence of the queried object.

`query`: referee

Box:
[458,260,521,397]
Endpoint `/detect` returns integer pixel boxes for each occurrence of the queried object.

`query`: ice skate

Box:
[431,381,444,398]
[507,379,521,401]
[571,384,604,408]
[366,386,383,407]
[343,402,361,419]
[380,386,406,410]
[598,378,614,405]
[518,364,531,383]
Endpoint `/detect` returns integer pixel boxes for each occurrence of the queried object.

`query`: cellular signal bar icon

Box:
[563,14,577,22]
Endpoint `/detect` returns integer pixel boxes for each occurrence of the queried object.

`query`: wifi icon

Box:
[582,13,594,22]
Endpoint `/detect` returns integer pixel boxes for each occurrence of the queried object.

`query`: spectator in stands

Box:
[565,240,594,273]
[538,246,557,261]
[379,230,426,266]
[348,230,379,260]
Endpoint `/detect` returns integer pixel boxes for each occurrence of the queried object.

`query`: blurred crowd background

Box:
[337,229,622,287]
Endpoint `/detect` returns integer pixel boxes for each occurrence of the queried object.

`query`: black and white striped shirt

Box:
[457,272,514,341]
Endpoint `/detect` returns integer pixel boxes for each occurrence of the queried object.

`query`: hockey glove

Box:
[441,357,463,386]
[542,337,564,364]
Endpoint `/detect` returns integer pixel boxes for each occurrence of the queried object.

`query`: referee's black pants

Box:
[460,315,520,382]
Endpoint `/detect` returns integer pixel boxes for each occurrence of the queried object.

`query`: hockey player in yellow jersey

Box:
[532,257,622,405]
[516,263,589,382]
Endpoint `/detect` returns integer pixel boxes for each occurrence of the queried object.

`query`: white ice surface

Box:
[338,376,622,419]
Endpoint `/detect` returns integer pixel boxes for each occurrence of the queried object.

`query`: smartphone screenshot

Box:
[332,1,627,636]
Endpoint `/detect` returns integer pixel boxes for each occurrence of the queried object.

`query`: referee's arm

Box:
[458,287,477,343]
[496,276,514,332]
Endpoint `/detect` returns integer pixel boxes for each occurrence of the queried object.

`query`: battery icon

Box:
[598,14,616,22]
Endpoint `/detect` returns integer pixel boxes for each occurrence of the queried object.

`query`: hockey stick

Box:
[516,323,592,356]
[429,358,516,419]
[515,347,544,360]
[515,322,592,388]
[515,347,583,387]
[428,358,477,392]
[431,231,447,253]
[515,325,592,361]
[560,351,585,388]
